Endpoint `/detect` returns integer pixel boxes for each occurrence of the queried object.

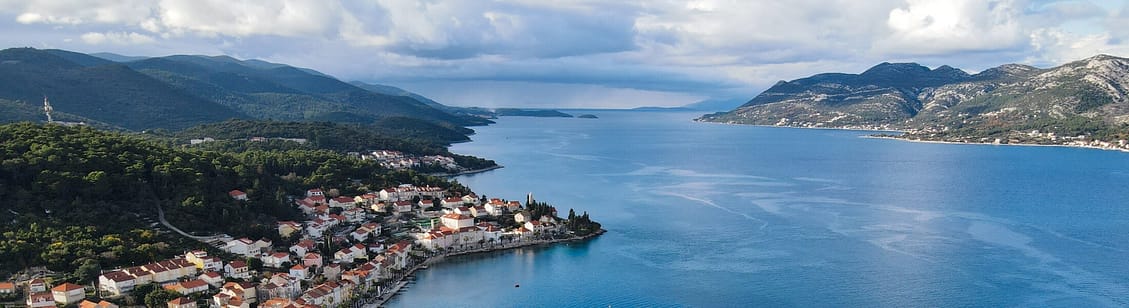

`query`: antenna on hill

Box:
[43,95,54,123]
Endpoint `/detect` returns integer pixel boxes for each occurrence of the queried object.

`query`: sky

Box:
[1,0,1128,109]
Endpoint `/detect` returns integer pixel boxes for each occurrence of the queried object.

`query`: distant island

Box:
[577,114,598,119]
[494,108,574,118]
[698,54,1129,152]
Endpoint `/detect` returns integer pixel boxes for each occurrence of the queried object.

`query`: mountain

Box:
[0,47,488,132]
[699,55,1129,142]
[350,81,496,123]
[682,98,748,111]
[0,48,244,130]
[91,52,149,62]
[124,55,488,127]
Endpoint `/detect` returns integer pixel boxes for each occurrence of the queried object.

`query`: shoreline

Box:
[427,165,504,177]
[370,229,606,307]
[866,135,1129,153]
[695,120,1129,153]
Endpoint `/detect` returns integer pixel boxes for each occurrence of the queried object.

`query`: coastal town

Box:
[2,184,601,308]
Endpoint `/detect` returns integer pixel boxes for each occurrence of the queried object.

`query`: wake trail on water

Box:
[657,191,769,230]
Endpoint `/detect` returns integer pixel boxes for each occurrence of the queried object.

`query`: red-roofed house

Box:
[51,282,85,305]
[329,196,356,208]
[79,299,119,308]
[167,297,197,308]
[441,213,474,229]
[393,200,413,213]
[277,221,302,238]
[290,239,317,256]
[27,292,54,308]
[199,271,224,287]
[263,252,291,268]
[0,281,14,295]
[289,264,309,280]
[229,190,248,201]
[302,252,323,268]
[225,260,251,279]
[98,270,135,295]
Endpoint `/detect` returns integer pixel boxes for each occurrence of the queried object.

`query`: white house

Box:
[199,271,224,288]
[226,238,255,256]
[262,252,291,268]
[393,200,413,213]
[98,271,135,296]
[351,229,369,242]
[303,252,324,268]
[229,190,248,201]
[224,260,251,279]
[441,213,474,229]
[289,264,309,280]
[329,196,356,209]
[51,283,85,305]
[277,221,302,238]
[290,240,317,256]
[440,197,465,209]
[343,208,365,223]
[334,244,368,263]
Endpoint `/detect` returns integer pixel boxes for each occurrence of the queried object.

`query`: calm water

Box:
[386,110,1129,307]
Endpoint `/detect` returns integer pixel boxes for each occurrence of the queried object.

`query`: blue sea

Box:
[385,110,1129,307]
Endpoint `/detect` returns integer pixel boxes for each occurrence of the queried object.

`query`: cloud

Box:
[0,0,1128,108]
[79,31,155,45]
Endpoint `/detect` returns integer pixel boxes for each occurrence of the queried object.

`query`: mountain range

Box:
[0,47,488,131]
[699,55,1129,140]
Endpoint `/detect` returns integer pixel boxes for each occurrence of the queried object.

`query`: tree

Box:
[144,289,182,308]
[73,258,101,284]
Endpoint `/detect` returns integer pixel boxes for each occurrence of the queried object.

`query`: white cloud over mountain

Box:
[0,0,1126,108]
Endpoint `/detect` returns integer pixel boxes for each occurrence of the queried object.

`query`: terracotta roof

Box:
[291,264,306,270]
[168,297,193,305]
[229,190,246,196]
[0,282,13,289]
[181,279,208,289]
[51,282,83,292]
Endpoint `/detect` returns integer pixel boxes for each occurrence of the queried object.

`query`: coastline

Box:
[427,164,504,177]
[694,119,1129,154]
[865,135,1129,153]
[369,229,606,307]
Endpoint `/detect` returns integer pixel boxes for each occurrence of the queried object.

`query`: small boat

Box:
[514,283,520,288]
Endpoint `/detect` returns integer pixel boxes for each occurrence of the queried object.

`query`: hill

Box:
[0,48,244,130]
[0,122,472,277]
[698,55,1129,145]
[350,81,497,123]
[0,47,489,134]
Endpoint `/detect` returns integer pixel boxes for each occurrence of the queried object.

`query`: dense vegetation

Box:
[172,119,497,170]
[0,122,473,278]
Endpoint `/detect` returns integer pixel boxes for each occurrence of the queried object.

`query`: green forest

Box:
[0,122,473,278]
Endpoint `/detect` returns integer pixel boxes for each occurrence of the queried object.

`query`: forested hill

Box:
[0,122,471,277]
[0,47,487,131]
[173,119,497,170]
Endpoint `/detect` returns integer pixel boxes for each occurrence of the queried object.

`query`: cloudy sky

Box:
[1,0,1128,108]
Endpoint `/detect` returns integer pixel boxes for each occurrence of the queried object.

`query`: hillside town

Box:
[2,184,600,308]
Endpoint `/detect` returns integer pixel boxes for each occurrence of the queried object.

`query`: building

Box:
[441,213,474,229]
[0,281,14,294]
[98,270,136,295]
[79,300,118,308]
[185,250,223,272]
[229,190,248,201]
[27,292,54,308]
[27,278,47,293]
[289,264,309,280]
[277,221,302,238]
[51,282,86,305]
[262,252,291,268]
[225,260,251,279]
[167,297,197,308]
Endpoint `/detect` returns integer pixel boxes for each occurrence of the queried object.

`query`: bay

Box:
[385,110,1129,307]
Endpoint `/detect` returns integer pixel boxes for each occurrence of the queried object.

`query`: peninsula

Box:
[698,54,1129,151]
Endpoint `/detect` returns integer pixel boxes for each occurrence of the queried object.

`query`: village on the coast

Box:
[6,182,600,308]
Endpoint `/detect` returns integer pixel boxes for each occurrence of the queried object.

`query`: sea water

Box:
[385,110,1129,307]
